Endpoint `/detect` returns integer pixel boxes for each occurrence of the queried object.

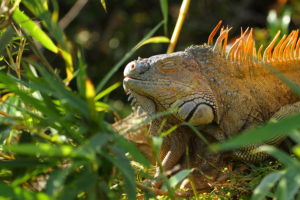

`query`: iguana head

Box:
[123,48,218,126]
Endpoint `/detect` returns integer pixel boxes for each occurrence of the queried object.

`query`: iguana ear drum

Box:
[177,101,214,125]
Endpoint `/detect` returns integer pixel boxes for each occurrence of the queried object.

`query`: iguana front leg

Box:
[233,101,300,162]
[150,119,191,181]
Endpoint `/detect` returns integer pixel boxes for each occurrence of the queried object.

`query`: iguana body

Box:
[119,21,300,185]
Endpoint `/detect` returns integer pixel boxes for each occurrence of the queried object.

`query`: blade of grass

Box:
[259,145,300,168]
[251,171,283,200]
[103,146,136,200]
[160,0,168,35]
[95,82,121,101]
[212,113,300,151]
[13,9,58,53]
[166,169,192,189]
[0,26,15,56]
[133,36,170,50]
[0,183,52,200]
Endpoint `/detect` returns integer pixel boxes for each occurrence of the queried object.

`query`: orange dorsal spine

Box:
[208,21,300,66]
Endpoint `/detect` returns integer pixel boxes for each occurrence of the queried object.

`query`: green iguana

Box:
[115,21,300,188]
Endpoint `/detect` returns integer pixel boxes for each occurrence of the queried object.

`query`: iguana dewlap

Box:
[122,21,300,179]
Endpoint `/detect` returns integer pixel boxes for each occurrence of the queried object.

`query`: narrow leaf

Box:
[0,183,52,200]
[213,113,300,151]
[104,146,136,200]
[160,0,168,35]
[133,36,170,50]
[259,145,300,168]
[95,82,121,101]
[3,143,84,158]
[168,169,192,188]
[0,26,15,56]
[251,171,283,200]
[100,0,107,12]
[13,9,58,53]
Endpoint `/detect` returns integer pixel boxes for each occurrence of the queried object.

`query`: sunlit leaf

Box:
[13,9,58,53]
[293,145,300,158]
[212,114,300,151]
[95,82,121,101]
[100,0,107,12]
[0,26,15,56]
[134,36,170,50]
[0,183,52,200]
[168,169,192,188]
[3,143,85,158]
[160,124,178,137]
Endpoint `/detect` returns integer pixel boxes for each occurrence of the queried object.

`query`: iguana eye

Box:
[156,56,183,73]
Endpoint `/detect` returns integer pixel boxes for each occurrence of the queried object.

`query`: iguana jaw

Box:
[123,78,157,115]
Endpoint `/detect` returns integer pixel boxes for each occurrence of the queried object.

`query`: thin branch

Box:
[59,0,88,29]
[167,0,191,53]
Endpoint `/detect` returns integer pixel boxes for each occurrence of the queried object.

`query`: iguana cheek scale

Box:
[120,21,300,186]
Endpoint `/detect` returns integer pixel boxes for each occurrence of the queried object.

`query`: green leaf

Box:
[160,0,169,35]
[100,0,107,12]
[115,134,151,168]
[13,9,58,53]
[160,124,178,137]
[75,50,87,97]
[182,122,209,145]
[212,113,300,151]
[3,143,85,158]
[29,62,88,117]
[57,164,97,200]
[152,136,163,156]
[133,36,170,50]
[275,168,300,200]
[22,0,66,49]
[293,145,300,158]
[95,82,121,101]
[251,171,283,200]
[96,21,164,93]
[103,146,136,200]
[0,183,52,200]
[0,26,15,56]
[167,169,192,188]
[259,145,300,168]
[289,130,300,144]
[46,168,72,197]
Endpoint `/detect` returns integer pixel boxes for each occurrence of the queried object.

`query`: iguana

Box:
[115,21,300,188]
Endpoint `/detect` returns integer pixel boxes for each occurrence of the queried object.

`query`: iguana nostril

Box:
[124,61,136,76]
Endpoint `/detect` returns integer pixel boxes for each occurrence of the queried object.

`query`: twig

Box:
[167,0,191,53]
[59,0,88,29]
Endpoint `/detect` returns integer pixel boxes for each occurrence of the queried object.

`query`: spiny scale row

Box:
[208,20,300,63]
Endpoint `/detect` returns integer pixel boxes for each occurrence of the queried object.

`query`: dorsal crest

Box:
[208,20,300,64]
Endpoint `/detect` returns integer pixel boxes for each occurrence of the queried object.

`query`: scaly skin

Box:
[119,23,300,186]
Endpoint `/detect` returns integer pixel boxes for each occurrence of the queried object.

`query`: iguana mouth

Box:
[123,80,156,115]
[124,76,142,81]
